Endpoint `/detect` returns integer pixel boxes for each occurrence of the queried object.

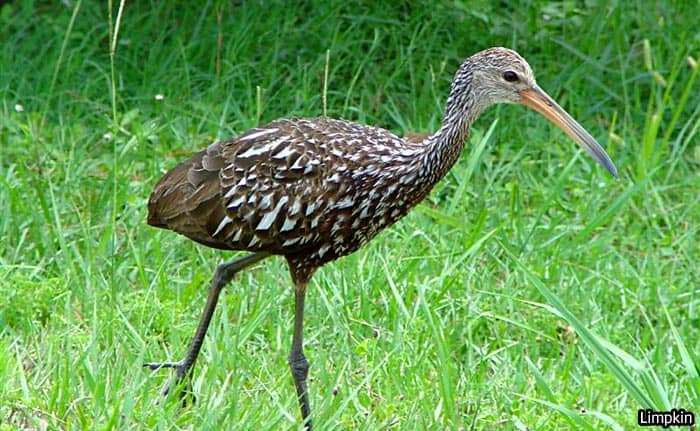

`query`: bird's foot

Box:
[143,360,196,406]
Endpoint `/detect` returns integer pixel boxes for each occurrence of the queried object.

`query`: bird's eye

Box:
[503,71,519,82]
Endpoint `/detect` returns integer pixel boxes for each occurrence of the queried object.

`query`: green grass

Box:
[1,0,699,429]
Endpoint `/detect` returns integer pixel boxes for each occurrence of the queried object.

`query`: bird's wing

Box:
[148,117,407,254]
[214,117,392,253]
[147,145,234,250]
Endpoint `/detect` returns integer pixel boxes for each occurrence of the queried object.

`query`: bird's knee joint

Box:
[212,268,224,287]
[288,354,310,378]
[213,264,231,287]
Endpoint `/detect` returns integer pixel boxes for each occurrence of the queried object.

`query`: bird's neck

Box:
[385,72,487,213]
[415,82,484,189]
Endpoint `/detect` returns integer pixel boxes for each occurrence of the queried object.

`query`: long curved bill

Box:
[520,85,618,178]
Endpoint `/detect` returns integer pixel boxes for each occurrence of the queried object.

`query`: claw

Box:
[143,360,196,406]
[143,361,185,371]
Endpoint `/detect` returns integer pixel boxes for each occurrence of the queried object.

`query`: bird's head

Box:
[452,47,618,177]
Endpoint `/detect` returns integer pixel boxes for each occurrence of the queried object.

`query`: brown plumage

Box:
[148,117,446,282]
[144,47,617,429]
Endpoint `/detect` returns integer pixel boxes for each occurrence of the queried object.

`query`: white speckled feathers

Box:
[148,117,427,266]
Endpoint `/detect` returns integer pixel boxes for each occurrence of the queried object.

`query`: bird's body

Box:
[144,48,617,429]
[148,117,463,276]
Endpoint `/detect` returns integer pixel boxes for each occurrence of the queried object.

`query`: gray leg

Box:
[288,282,312,429]
[144,252,269,403]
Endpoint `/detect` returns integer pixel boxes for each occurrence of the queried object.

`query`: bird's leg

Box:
[144,252,269,404]
[288,281,312,430]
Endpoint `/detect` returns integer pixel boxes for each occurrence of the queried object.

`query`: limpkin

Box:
[144,47,617,428]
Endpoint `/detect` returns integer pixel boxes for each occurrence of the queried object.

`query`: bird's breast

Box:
[193,118,435,264]
[299,166,426,263]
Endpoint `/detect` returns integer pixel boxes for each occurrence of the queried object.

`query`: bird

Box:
[143,47,618,429]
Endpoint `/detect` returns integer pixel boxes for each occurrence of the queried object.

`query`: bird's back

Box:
[148,117,427,265]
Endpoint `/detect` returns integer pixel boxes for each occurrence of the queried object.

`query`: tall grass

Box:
[1,1,698,429]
